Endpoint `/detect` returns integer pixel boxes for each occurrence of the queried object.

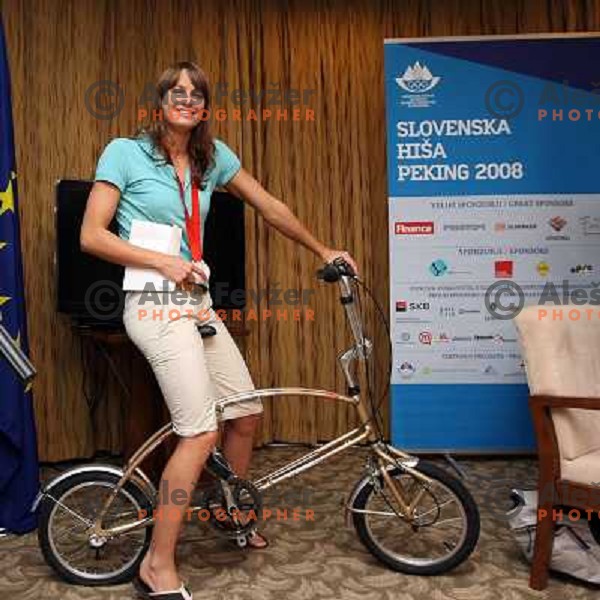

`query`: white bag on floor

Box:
[507,489,600,584]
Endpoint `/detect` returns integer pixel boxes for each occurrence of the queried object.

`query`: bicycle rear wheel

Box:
[351,460,479,575]
[37,470,153,586]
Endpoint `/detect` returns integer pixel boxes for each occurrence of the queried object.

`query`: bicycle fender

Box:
[32,464,157,512]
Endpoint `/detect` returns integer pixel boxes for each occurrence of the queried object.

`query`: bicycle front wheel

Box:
[351,460,479,575]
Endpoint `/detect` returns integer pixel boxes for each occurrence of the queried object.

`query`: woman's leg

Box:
[201,312,265,545]
[139,431,217,591]
[221,415,268,547]
[201,314,263,478]
[221,414,261,477]
[123,292,226,589]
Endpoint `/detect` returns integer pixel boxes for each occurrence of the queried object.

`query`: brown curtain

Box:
[1,0,598,461]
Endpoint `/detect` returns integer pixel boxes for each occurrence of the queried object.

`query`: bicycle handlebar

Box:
[316,257,357,283]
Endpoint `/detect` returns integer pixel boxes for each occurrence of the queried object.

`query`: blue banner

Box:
[385,34,600,451]
[0,16,39,532]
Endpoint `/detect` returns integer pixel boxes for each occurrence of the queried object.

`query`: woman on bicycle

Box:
[81,61,358,599]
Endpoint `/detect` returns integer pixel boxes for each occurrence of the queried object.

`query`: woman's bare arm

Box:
[225,168,358,273]
[80,181,202,283]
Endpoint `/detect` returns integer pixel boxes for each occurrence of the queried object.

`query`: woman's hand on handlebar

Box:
[320,248,359,276]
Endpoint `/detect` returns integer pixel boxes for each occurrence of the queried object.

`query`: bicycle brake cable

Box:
[353,282,387,439]
[355,279,393,413]
[354,277,414,475]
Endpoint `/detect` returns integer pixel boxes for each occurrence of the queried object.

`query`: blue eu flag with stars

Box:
[0,15,39,533]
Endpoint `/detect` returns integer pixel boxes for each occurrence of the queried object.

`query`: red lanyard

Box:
[175,175,202,262]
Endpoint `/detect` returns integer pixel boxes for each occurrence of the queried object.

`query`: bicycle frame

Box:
[86,273,432,540]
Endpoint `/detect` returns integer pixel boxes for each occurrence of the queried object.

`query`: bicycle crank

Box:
[202,478,263,538]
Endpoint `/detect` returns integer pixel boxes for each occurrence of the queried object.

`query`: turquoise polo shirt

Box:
[94,134,241,260]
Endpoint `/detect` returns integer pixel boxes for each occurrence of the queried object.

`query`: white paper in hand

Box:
[123,220,182,292]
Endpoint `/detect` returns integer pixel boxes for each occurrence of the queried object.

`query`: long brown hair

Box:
[138,61,214,189]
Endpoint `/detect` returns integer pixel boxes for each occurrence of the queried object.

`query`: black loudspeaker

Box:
[55,179,246,328]
[204,191,246,310]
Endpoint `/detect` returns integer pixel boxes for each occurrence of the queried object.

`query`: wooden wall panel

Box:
[1,0,599,460]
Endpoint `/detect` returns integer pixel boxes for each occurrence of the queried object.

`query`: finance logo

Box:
[395,221,434,235]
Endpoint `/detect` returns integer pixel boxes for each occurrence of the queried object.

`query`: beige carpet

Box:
[1,447,599,600]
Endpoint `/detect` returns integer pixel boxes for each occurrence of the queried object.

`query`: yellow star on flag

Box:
[0,296,11,307]
[0,173,16,216]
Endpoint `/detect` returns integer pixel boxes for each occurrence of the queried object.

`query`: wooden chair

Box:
[514,305,600,590]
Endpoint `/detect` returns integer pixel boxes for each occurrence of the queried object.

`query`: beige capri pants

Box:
[123,287,263,437]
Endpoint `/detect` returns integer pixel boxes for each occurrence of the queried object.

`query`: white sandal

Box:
[133,576,193,600]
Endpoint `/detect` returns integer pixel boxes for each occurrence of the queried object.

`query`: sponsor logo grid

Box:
[390,194,600,384]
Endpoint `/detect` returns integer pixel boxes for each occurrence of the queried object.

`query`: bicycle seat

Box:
[197,324,217,338]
